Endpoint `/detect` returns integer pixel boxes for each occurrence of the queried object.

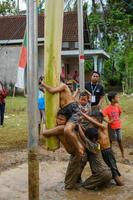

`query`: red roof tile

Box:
[0,12,78,42]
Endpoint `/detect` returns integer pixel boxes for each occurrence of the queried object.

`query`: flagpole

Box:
[27,0,39,199]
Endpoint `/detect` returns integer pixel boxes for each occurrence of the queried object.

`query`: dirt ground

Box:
[0,161,133,200]
[0,143,133,200]
[0,141,133,173]
[0,146,69,173]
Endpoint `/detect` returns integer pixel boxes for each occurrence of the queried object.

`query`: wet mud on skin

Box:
[0,145,133,200]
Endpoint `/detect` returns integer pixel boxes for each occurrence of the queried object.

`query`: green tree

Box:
[86,0,133,92]
[0,0,17,16]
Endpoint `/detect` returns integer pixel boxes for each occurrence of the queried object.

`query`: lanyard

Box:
[91,83,97,95]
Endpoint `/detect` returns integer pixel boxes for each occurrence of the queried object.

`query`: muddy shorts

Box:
[108,128,122,142]
[65,153,87,189]
[61,102,80,124]
[101,148,121,178]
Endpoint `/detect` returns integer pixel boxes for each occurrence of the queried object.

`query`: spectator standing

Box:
[72,70,79,91]
[72,70,79,83]
[102,92,124,158]
[85,71,105,110]
[38,76,45,137]
[0,81,8,126]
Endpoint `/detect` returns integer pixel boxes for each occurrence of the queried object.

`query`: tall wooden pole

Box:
[27,0,39,199]
[77,0,85,91]
[44,0,64,150]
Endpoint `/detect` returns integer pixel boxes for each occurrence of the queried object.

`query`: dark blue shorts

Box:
[108,128,122,142]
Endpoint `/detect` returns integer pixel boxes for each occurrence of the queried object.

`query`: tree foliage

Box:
[85,0,133,93]
[0,0,17,16]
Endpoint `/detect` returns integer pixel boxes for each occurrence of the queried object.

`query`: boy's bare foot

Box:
[114,176,124,186]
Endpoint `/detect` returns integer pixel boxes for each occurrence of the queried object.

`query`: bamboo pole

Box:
[44,0,64,151]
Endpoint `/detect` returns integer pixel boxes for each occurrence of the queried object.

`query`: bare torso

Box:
[58,131,85,156]
[60,84,75,108]
[98,127,110,150]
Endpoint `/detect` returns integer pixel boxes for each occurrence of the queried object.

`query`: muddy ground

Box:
[0,146,69,173]
[0,142,133,200]
[0,142,133,173]
[0,144,133,200]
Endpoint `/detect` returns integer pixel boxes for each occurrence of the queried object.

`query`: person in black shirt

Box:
[85,71,105,110]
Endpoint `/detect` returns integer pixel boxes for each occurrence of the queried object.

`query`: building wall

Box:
[0,46,45,86]
[0,46,20,85]
[38,47,80,80]
[0,45,80,87]
[62,57,79,80]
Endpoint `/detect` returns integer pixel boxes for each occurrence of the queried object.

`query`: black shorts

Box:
[61,102,80,124]
[101,148,121,178]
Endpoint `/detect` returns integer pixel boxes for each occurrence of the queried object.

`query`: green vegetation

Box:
[120,95,133,138]
[0,97,28,150]
[0,0,17,16]
[85,1,133,93]
[0,95,133,151]
[66,0,133,93]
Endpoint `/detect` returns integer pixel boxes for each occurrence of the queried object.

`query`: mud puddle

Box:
[0,160,133,200]
[40,161,133,200]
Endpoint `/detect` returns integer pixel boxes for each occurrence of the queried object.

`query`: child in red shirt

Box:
[102,92,124,158]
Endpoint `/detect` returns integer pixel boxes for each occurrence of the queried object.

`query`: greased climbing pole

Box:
[44,0,64,150]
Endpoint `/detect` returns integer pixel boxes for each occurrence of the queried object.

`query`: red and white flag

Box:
[15,32,27,89]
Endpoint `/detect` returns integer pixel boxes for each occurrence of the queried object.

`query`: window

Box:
[62,42,69,48]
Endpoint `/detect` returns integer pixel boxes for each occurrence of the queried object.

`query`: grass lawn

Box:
[0,96,28,150]
[0,94,133,150]
[120,95,133,139]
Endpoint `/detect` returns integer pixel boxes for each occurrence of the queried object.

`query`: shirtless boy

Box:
[41,80,83,156]
[43,109,87,189]
[81,111,124,186]
[80,127,112,190]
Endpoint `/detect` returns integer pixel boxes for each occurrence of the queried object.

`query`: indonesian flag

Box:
[15,0,43,89]
[15,32,27,89]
